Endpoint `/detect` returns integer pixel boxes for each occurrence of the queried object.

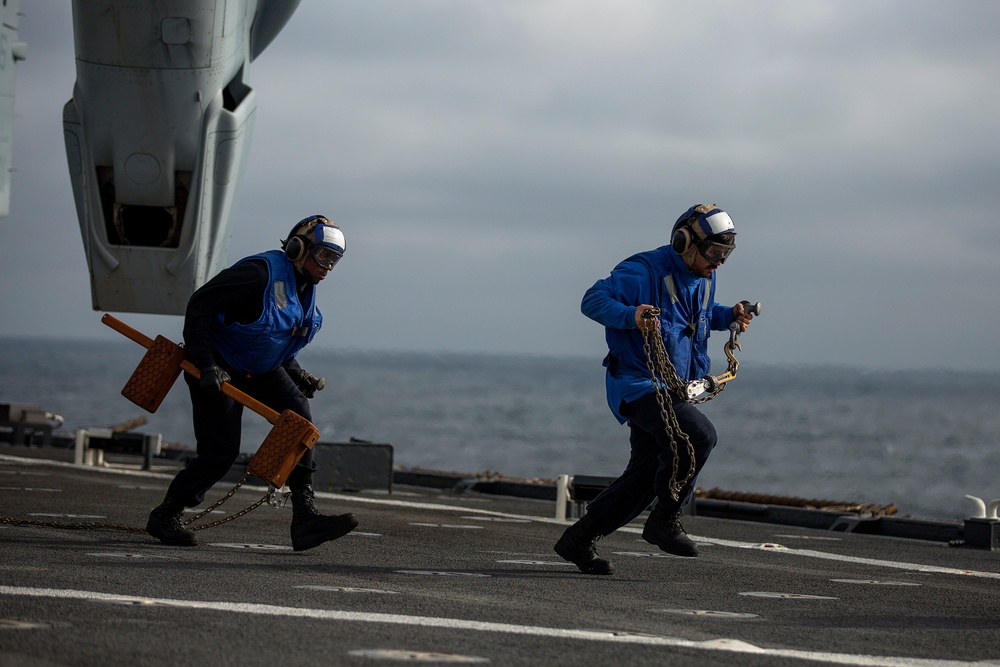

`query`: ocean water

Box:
[2,337,998,522]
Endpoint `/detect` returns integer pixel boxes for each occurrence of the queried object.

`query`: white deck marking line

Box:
[0,454,187,479]
[315,493,1000,581]
[688,536,1000,580]
[4,453,998,581]
[0,585,984,667]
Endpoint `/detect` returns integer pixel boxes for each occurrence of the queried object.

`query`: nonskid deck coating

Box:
[2,450,999,667]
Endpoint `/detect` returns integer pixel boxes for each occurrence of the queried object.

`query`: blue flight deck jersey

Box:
[582,245,734,424]
[210,250,323,375]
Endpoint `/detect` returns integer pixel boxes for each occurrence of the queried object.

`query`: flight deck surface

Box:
[2,448,999,666]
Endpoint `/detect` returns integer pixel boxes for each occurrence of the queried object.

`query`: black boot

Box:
[146,497,197,546]
[289,485,359,551]
[554,514,614,575]
[642,504,698,557]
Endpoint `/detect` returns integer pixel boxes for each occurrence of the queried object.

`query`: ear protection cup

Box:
[671,204,725,255]
[282,215,345,271]
[671,225,694,254]
[282,215,329,261]
[283,235,308,261]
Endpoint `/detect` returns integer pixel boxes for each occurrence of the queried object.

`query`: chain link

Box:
[640,309,727,405]
[639,308,714,501]
[2,471,270,535]
[182,471,270,531]
[0,515,146,533]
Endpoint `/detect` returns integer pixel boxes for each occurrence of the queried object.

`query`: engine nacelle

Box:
[62,0,300,314]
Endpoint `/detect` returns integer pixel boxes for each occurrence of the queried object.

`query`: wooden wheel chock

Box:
[102,313,319,487]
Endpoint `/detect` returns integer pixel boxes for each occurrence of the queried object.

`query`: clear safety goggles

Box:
[309,244,343,269]
[698,240,735,265]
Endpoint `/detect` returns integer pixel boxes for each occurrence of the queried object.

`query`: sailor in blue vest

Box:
[554,204,755,574]
[146,215,359,550]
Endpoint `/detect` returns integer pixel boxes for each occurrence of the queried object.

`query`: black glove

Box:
[289,367,325,398]
[199,364,231,393]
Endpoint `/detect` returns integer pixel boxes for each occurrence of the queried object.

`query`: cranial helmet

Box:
[670,204,736,267]
[281,215,346,271]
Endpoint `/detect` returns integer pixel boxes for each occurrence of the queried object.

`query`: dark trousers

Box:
[165,365,317,507]
[584,392,717,536]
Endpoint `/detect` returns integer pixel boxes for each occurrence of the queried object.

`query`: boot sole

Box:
[146,524,198,547]
[292,515,359,552]
[553,540,614,575]
[641,531,698,558]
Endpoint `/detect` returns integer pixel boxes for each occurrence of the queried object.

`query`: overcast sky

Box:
[2,1,998,371]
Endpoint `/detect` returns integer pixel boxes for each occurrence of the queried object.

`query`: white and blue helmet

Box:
[671,204,736,265]
[282,215,346,270]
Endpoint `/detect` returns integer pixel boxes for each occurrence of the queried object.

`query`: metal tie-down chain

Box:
[638,302,759,499]
[1,473,276,534]
[182,472,280,532]
[0,514,147,533]
[640,308,699,501]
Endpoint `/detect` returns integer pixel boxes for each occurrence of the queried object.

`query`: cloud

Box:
[2,0,999,370]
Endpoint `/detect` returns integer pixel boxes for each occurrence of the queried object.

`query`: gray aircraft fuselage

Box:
[62,0,301,314]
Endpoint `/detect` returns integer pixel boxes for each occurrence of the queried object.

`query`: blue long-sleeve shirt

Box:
[582,245,734,423]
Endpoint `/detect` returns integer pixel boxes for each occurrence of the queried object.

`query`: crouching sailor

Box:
[147,215,359,550]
